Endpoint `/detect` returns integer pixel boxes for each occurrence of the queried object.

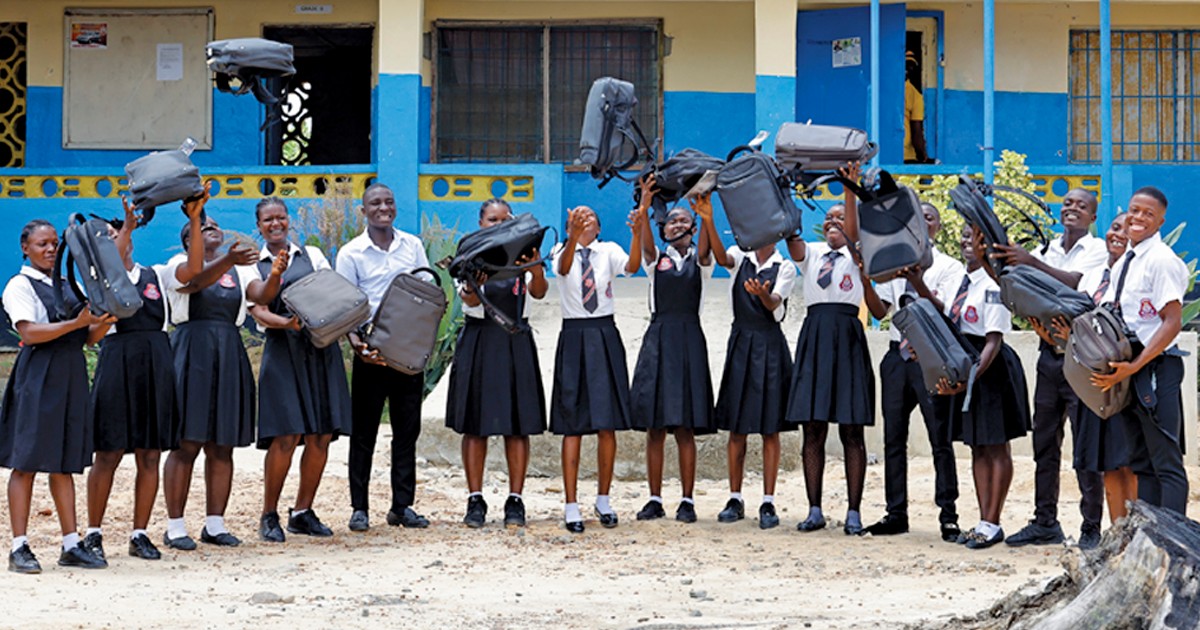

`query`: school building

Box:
[0,0,1197,271]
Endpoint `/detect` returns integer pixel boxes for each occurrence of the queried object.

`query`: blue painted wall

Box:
[940,89,1069,166]
[662,91,755,159]
[374,73,423,232]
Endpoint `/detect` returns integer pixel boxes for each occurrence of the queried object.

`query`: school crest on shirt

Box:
[964,306,979,323]
[143,283,161,300]
[218,273,236,289]
[657,257,674,272]
[839,274,854,292]
[1139,298,1158,319]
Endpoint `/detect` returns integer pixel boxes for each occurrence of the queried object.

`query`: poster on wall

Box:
[70,23,108,49]
[832,37,861,68]
[156,43,183,81]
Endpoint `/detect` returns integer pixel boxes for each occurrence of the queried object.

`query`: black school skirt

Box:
[785,303,875,426]
[1073,405,1131,472]
[630,313,715,434]
[550,316,632,436]
[92,330,178,452]
[716,322,795,435]
[172,320,255,447]
[256,328,353,449]
[0,339,92,473]
[948,335,1030,447]
[446,317,546,437]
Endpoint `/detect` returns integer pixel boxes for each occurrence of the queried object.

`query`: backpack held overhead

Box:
[124,148,204,223]
[774,122,879,178]
[578,77,655,187]
[280,269,371,349]
[363,268,447,375]
[206,38,296,128]
[949,176,1053,276]
[636,148,725,225]
[716,144,802,251]
[448,213,552,333]
[892,297,980,407]
[53,213,144,321]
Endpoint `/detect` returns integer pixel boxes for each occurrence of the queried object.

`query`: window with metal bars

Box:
[1069,30,1200,163]
[433,21,661,163]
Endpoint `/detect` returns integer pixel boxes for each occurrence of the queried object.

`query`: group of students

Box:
[0,168,1189,574]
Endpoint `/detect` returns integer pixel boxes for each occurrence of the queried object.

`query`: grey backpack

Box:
[206,38,295,127]
[53,213,144,320]
[811,171,930,282]
[716,145,801,251]
[998,265,1095,339]
[124,149,204,222]
[1064,305,1133,418]
[578,77,654,187]
[364,268,447,375]
[892,298,980,401]
[280,269,371,349]
[774,122,879,177]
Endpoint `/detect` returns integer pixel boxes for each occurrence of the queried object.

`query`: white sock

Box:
[761,495,774,505]
[509,493,522,500]
[648,495,663,505]
[166,518,188,540]
[807,506,824,522]
[978,521,1000,538]
[204,515,228,536]
[730,492,744,503]
[11,536,28,552]
[291,509,308,517]
[86,527,102,537]
[62,532,81,551]
[130,529,148,541]
[564,503,583,523]
[595,495,613,515]
[681,497,695,505]
[468,491,483,499]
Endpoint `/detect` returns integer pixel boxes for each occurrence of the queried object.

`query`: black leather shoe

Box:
[844,520,865,536]
[58,545,106,569]
[863,514,910,536]
[127,534,161,560]
[503,496,526,527]
[675,502,697,523]
[288,509,333,537]
[82,532,108,567]
[594,507,619,529]
[956,528,975,545]
[965,527,1005,550]
[386,507,430,529]
[718,498,745,523]
[797,515,826,532]
[940,522,961,543]
[200,527,241,547]
[1005,521,1064,547]
[260,512,286,543]
[564,519,585,534]
[348,510,369,532]
[464,496,487,529]
[758,503,780,529]
[162,532,197,551]
[636,500,665,521]
[8,544,41,574]
[1078,523,1101,550]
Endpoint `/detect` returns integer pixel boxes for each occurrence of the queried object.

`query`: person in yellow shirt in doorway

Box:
[904,50,932,164]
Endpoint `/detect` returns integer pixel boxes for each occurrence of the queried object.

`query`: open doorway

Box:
[905,15,939,161]
[262,25,373,166]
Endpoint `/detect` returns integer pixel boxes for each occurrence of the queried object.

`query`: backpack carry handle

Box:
[409,266,444,288]
[725,144,758,162]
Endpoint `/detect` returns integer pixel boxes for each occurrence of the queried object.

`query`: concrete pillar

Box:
[376,0,424,232]
[754,0,797,151]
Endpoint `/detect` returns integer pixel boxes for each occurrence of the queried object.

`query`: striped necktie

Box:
[816,250,841,289]
[949,274,971,325]
[1091,267,1111,305]
[580,248,598,313]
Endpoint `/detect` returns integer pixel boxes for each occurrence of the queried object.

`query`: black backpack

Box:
[636,148,725,225]
[448,213,552,333]
[53,213,144,320]
[578,77,655,187]
[206,38,296,128]
[716,145,801,251]
[949,176,1052,276]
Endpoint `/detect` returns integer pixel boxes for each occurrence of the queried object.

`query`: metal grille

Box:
[0,23,27,168]
[281,80,313,166]
[1069,30,1200,163]
[435,23,660,163]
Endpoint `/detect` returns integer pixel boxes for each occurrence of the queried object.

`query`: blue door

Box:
[795,5,908,164]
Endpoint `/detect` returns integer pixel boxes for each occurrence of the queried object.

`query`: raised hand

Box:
[120,196,142,231]
[228,241,259,266]
[183,181,212,220]
[627,206,646,232]
[567,208,591,240]
[689,192,714,223]
[637,175,659,212]
[744,278,772,298]
[269,248,290,278]
[838,161,862,183]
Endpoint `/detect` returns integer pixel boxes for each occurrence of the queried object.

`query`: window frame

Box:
[430,18,665,166]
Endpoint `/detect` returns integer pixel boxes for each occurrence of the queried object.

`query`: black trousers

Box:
[1032,346,1104,528]
[880,345,958,524]
[348,357,423,513]
[1123,354,1188,515]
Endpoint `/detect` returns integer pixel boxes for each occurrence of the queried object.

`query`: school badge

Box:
[1139,298,1157,319]
[839,274,853,291]
[964,306,979,323]
[143,283,161,300]
[218,273,236,289]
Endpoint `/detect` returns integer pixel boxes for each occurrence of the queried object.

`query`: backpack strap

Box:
[51,216,89,320]
[464,273,526,335]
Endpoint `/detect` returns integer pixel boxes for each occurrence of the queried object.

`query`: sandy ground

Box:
[9,432,1198,629]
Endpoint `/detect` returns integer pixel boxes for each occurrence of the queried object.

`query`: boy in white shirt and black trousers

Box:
[336,183,431,532]
[1092,187,1189,517]
[992,188,1109,549]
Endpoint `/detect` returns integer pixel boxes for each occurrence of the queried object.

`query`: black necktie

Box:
[1092,267,1111,305]
[949,274,971,325]
[580,248,598,313]
[816,251,841,289]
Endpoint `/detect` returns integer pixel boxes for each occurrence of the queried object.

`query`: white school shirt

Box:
[254,243,332,332]
[875,247,965,342]
[1078,258,1116,305]
[1102,232,1188,348]
[158,254,259,327]
[3,266,54,327]
[642,245,715,315]
[798,241,862,306]
[458,272,535,320]
[945,266,1010,337]
[1033,233,1109,279]
[551,240,631,319]
[335,228,430,317]
[726,247,796,323]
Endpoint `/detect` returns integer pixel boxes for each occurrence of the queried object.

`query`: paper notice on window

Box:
[832,37,862,68]
[157,43,184,81]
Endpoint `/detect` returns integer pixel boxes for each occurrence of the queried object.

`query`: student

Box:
[860,202,964,541]
[938,225,1030,549]
[84,196,189,564]
[551,204,645,533]
[160,207,278,550]
[250,197,352,543]
[710,202,797,529]
[1092,187,1189,517]
[1,220,116,573]
[337,183,432,532]
[446,198,548,528]
[630,178,716,524]
[992,188,1108,549]
[785,187,875,535]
